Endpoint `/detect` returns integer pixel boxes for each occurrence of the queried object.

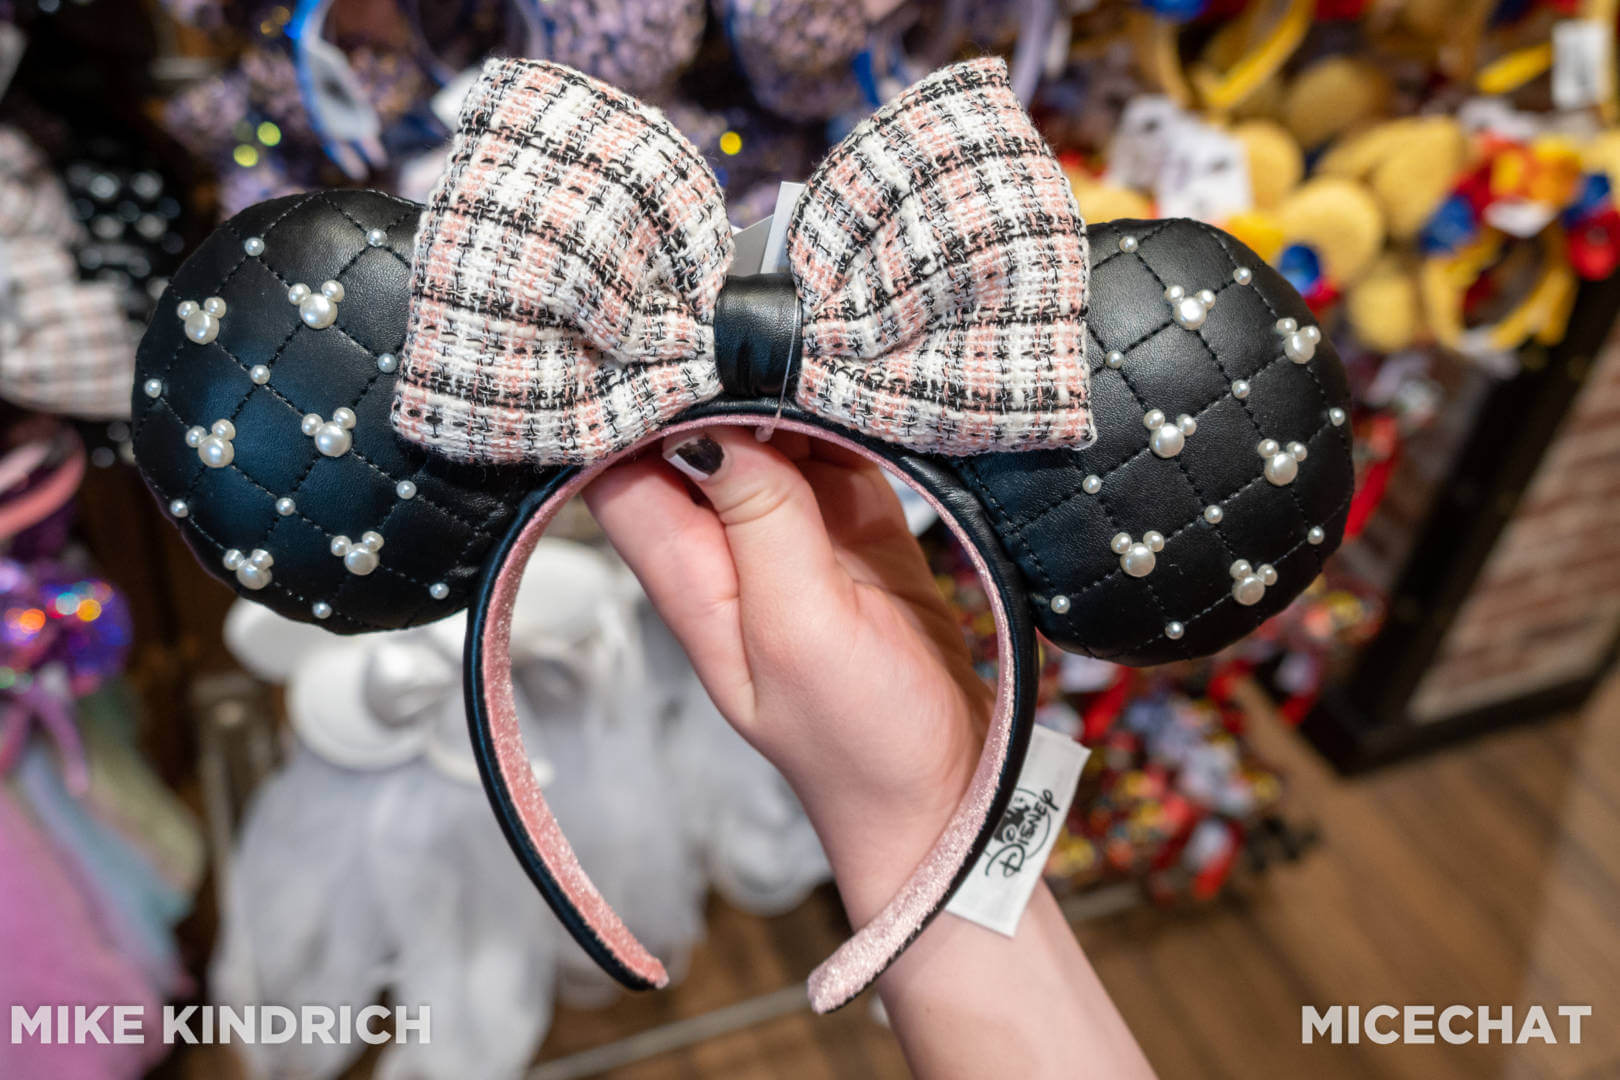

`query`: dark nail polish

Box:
[665,435,723,480]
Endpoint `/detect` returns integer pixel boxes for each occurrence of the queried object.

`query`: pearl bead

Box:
[185,426,204,448]
[1175,296,1208,329]
[183,310,220,344]
[1121,542,1157,578]
[345,550,378,576]
[395,480,417,500]
[1260,564,1278,586]
[429,582,450,600]
[1165,621,1185,640]
[198,436,234,468]
[1232,267,1252,285]
[203,297,227,317]
[1111,532,1133,556]
[176,300,196,318]
[169,499,188,517]
[1050,594,1071,614]
[301,414,321,436]
[144,378,163,398]
[1275,317,1297,334]
[1118,235,1138,253]
[1105,350,1124,369]
[249,364,270,384]
[366,228,387,247]
[1329,407,1346,427]
[287,284,310,304]
[298,294,337,330]
[1082,474,1101,495]
[1232,573,1266,606]
[1150,422,1184,458]
[1231,379,1250,400]
[1308,525,1325,545]
[275,497,296,516]
[1264,451,1298,486]
[376,353,398,374]
[322,281,345,301]
[312,601,332,620]
[314,423,351,457]
[1203,505,1222,524]
[243,236,264,256]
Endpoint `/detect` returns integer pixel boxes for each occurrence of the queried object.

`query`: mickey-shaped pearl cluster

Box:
[302,407,357,458]
[1275,317,1321,364]
[288,280,344,330]
[1144,409,1197,458]
[1165,284,1216,330]
[331,531,384,576]
[222,548,274,590]
[177,297,226,345]
[1258,438,1308,487]
[186,419,236,468]
[1111,530,1165,578]
[1230,559,1278,606]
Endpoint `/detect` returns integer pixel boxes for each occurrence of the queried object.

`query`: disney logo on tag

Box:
[984,787,1060,878]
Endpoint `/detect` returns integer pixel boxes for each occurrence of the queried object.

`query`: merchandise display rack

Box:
[1302,273,1620,770]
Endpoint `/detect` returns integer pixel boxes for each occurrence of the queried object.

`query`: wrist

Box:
[803,747,979,927]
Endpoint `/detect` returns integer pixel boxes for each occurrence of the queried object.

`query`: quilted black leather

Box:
[955,218,1354,666]
[131,190,540,634]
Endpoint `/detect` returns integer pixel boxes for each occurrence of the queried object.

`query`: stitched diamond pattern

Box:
[957,218,1355,666]
[132,190,540,633]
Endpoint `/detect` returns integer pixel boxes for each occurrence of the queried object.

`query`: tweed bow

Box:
[393,57,1092,466]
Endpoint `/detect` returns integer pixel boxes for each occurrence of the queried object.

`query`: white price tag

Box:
[945,726,1090,937]
[1552,20,1613,111]
[1155,123,1253,224]
[1107,96,1186,191]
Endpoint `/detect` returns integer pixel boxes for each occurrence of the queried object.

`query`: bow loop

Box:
[788,59,1092,453]
[397,60,734,464]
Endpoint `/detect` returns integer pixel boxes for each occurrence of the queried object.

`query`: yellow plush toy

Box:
[1317,116,1469,239]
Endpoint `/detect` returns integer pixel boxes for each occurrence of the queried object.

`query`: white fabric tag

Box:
[945,725,1090,937]
[761,182,807,274]
[1552,20,1612,111]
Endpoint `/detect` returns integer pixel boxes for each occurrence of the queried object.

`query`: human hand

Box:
[583,425,992,923]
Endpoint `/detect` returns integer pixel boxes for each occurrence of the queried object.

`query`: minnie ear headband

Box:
[132,58,1352,1012]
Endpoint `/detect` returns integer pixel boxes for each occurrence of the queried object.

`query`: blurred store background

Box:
[0,0,1617,1077]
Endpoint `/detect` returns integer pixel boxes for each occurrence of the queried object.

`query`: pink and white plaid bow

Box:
[393,57,1091,466]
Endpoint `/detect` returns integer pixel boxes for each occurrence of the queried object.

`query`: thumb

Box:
[662,428,846,618]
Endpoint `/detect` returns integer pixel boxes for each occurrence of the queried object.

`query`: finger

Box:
[661,427,850,622]
[583,455,753,718]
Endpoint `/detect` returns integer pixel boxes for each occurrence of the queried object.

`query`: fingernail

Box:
[664,435,723,481]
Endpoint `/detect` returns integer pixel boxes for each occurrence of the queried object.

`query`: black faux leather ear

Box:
[954,218,1354,665]
[130,190,540,633]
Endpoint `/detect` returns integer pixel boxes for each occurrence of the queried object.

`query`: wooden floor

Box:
[535,676,1620,1080]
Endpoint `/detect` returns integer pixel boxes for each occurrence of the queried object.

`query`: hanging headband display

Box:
[131,58,1353,1012]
